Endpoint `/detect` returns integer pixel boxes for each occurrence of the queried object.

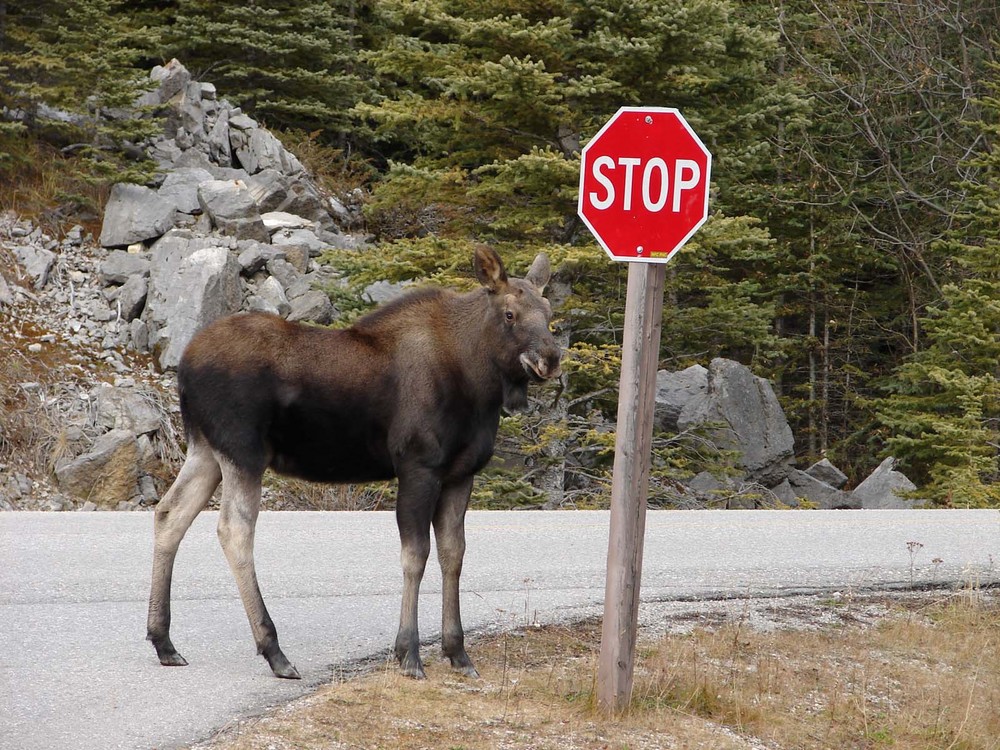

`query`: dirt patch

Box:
[193,588,1000,750]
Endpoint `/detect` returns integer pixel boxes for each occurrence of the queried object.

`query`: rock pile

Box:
[655,358,925,509]
[96,58,365,371]
[1,59,367,510]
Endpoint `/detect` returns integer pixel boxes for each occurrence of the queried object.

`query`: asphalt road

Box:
[2,509,998,750]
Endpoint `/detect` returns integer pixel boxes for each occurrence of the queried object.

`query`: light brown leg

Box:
[147,437,221,666]
[216,460,300,679]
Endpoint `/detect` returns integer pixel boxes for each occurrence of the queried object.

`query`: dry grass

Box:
[0,131,108,236]
[197,590,1000,750]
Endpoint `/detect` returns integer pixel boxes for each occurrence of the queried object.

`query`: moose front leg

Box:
[434,476,478,677]
[394,469,440,679]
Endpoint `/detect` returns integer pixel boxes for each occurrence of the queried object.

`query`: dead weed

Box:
[197,591,1000,750]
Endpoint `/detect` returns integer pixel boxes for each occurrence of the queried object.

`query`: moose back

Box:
[146,246,562,679]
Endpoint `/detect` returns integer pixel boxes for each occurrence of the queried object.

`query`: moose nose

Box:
[542,347,562,379]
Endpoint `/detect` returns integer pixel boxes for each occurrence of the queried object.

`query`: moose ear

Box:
[524,253,551,292]
[473,245,508,292]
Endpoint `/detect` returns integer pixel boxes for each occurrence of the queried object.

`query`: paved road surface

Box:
[2,509,998,749]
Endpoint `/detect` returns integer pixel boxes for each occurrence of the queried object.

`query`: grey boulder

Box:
[144,230,243,370]
[197,179,269,243]
[55,429,140,508]
[851,457,926,509]
[676,358,795,486]
[157,167,214,214]
[13,245,56,289]
[100,183,177,247]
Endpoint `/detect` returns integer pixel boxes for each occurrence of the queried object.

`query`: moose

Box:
[146,246,562,680]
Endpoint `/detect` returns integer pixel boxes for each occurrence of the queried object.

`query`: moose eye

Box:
[505,311,514,322]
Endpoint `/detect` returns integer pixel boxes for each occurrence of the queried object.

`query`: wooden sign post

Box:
[577,107,712,712]
[596,262,666,710]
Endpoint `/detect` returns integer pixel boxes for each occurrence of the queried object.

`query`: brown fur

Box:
[146,247,561,680]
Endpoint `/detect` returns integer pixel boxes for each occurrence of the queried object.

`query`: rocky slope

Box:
[0,60,368,511]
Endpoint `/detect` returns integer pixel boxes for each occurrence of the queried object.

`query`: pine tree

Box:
[0,0,159,182]
[344,0,803,506]
[878,64,1000,507]
[162,0,375,145]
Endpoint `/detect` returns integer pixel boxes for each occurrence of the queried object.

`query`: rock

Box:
[207,107,233,167]
[654,364,708,432]
[139,474,159,504]
[157,167,214,214]
[362,280,411,305]
[851,457,926,509]
[805,458,849,489]
[144,230,243,369]
[100,183,177,247]
[770,479,800,507]
[286,290,335,325]
[129,318,149,351]
[197,179,269,242]
[676,358,795,486]
[262,211,315,233]
[236,241,268,275]
[0,273,14,305]
[787,469,857,509]
[116,275,148,321]
[13,245,56,289]
[179,80,207,141]
[278,244,310,273]
[135,58,191,109]
[255,276,291,317]
[55,429,140,509]
[99,249,151,284]
[245,168,290,213]
[271,226,327,256]
[281,183,335,230]
[246,296,281,316]
[93,384,162,436]
[149,137,183,167]
[229,118,303,175]
[265,258,302,290]
[685,471,728,496]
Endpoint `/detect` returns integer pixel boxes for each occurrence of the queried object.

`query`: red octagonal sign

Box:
[578,107,712,264]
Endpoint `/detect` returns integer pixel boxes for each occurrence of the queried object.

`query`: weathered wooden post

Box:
[577,107,712,712]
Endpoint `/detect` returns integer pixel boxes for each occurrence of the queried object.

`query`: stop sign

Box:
[578,107,712,263]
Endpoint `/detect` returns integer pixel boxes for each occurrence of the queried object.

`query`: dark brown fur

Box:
[146,247,561,679]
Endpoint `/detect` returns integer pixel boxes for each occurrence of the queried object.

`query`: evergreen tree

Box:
[162,0,375,145]
[878,64,1000,507]
[345,0,803,506]
[0,0,159,182]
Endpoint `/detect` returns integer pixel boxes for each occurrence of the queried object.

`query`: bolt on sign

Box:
[578,107,712,713]
[578,107,712,263]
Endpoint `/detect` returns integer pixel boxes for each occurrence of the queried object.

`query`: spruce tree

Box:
[878,65,1000,507]
[163,0,375,145]
[0,0,158,182]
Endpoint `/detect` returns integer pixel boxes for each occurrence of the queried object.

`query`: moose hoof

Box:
[150,634,188,667]
[399,653,426,680]
[158,652,189,667]
[448,653,479,678]
[452,663,479,679]
[272,662,301,680]
[265,649,301,680]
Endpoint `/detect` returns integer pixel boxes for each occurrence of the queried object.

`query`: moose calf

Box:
[147,246,562,679]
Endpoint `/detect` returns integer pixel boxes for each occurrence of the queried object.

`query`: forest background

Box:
[2,0,1000,509]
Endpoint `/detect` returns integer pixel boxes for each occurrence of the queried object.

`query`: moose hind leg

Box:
[434,477,478,677]
[147,438,221,667]
[217,460,300,679]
